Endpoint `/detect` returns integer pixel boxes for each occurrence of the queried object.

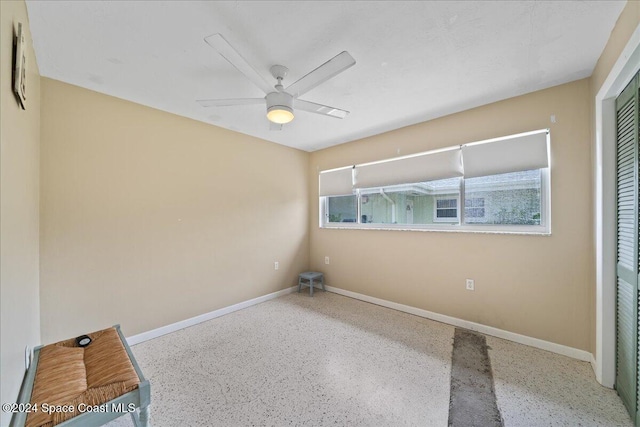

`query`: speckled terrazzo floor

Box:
[105,291,632,427]
[487,336,632,426]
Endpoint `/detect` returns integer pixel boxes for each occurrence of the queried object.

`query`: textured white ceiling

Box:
[25,1,625,152]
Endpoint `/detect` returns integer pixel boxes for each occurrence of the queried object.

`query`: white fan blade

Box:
[296,99,349,119]
[269,121,283,131]
[204,33,274,95]
[197,98,264,107]
[285,51,355,98]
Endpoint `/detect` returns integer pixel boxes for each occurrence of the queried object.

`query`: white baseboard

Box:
[590,353,598,377]
[126,286,298,345]
[125,283,594,365]
[325,285,594,363]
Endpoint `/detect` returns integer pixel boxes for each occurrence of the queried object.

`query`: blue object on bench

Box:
[298,271,325,296]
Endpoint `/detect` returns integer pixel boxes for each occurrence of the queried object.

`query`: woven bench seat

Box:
[12,325,150,427]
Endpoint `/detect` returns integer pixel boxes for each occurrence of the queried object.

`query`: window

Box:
[464,197,485,220]
[358,177,461,225]
[435,198,459,222]
[319,129,550,234]
[464,170,541,225]
[322,170,547,232]
[326,195,357,223]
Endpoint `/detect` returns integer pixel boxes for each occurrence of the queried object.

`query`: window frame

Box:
[320,167,550,235]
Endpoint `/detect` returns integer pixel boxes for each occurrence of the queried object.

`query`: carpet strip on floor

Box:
[448,328,503,427]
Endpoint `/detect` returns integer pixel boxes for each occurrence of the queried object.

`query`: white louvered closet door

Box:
[616,72,639,425]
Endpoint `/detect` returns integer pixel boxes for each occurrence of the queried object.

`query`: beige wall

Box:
[310,79,592,351]
[588,0,640,356]
[39,78,309,343]
[0,1,41,425]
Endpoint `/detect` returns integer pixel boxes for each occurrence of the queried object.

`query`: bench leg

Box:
[310,279,314,297]
[321,275,326,291]
[140,405,150,427]
[298,277,302,292]
[130,411,140,427]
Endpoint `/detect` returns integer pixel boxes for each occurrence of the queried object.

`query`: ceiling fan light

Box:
[267,105,294,124]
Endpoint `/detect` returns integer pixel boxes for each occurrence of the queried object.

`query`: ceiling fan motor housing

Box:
[266,91,294,123]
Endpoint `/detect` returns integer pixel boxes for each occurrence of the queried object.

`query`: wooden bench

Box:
[11,325,150,427]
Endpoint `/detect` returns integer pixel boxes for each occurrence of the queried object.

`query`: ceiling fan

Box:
[197,34,356,131]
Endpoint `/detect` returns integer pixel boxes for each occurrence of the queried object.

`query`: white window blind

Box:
[461,130,549,178]
[319,167,354,196]
[353,148,463,189]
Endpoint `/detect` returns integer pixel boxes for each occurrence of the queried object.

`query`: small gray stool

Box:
[298,271,325,296]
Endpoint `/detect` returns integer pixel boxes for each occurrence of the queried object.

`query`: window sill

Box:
[320,223,551,236]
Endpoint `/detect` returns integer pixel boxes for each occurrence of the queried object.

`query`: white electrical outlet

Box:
[274,261,279,270]
[325,256,330,265]
[466,279,475,291]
